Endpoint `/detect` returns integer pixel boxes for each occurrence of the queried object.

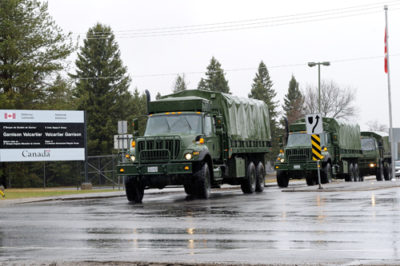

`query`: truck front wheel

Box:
[321,163,332,184]
[277,170,289,188]
[255,162,265,192]
[383,163,391,181]
[194,163,211,199]
[241,162,256,193]
[125,177,145,203]
[376,161,384,181]
[353,163,360,182]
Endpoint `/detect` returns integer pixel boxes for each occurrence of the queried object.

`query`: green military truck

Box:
[359,131,392,181]
[117,90,272,203]
[275,117,363,187]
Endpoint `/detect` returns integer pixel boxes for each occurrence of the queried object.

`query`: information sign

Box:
[0,110,85,162]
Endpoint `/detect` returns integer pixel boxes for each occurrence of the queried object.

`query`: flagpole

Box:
[384,5,395,181]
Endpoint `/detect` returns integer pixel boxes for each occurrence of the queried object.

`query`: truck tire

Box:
[194,163,211,199]
[306,174,316,186]
[347,163,354,182]
[255,162,265,192]
[184,182,195,195]
[277,170,289,188]
[383,163,391,181]
[353,163,360,182]
[376,161,384,181]
[125,177,144,203]
[321,163,332,184]
[241,162,256,194]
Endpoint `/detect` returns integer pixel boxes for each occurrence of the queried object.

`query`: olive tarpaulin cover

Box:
[218,93,271,141]
[161,90,271,141]
[337,122,361,150]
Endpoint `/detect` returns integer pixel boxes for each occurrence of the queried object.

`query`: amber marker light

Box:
[199,138,205,144]
[125,154,130,159]
[184,166,190,171]
[119,168,125,173]
[131,140,136,148]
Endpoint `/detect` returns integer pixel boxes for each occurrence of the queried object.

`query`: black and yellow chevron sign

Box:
[311,134,323,161]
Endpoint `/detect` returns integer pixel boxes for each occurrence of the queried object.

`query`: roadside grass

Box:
[1,188,118,200]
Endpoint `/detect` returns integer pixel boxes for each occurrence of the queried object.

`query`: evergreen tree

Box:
[198,57,230,93]
[0,0,73,188]
[282,75,304,125]
[129,88,147,136]
[172,74,187,93]
[46,75,76,110]
[197,78,207,90]
[0,0,73,109]
[249,61,280,160]
[71,23,131,155]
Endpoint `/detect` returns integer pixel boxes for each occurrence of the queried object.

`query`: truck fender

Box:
[322,154,332,166]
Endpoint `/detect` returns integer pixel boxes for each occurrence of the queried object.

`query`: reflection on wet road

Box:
[1,181,400,265]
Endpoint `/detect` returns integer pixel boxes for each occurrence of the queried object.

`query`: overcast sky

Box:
[46,0,400,130]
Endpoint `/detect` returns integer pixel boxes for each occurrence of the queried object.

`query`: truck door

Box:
[204,115,221,159]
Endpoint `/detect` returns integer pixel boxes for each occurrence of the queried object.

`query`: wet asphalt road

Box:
[1,177,400,265]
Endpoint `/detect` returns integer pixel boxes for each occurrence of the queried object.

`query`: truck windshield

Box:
[144,114,202,136]
[287,133,327,147]
[361,138,376,151]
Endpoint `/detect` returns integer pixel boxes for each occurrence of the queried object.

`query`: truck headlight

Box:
[130,155,136,162]
[185,153,193,160]
[280,158,285,163]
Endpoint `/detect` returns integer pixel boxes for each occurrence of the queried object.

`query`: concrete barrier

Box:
[81,182,93,190]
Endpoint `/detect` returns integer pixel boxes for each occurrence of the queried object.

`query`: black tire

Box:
[348,163,355,182]
[255,162,265,192]
[384,163,392,181]
[194,163,211,199]
[125,177,144,203]
[321,163,332,184]
[306,174,316,186]
[184,182,195,195]
[376,161,384,181]
[241,162,256,194]
[277,170,289,188]
[353,163,360,182]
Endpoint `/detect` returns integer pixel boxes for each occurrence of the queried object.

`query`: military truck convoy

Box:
[117,90,272,203]
[275,117,393,187]
[359,131,392,181]
[117,90,393,201]
[275,117,363,187]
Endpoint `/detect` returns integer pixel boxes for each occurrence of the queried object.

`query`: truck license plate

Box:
[294,165,301,169]
[147,166,158,173]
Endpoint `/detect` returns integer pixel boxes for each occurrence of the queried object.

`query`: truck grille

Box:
[137,137,180,161]
[285,148,311,163]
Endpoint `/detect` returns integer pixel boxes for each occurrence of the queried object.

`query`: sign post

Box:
[306,114,324,189]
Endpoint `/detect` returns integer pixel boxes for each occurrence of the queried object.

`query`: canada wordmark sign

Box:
[0,110,85,162]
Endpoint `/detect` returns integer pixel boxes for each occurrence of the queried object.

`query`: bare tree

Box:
[366,120,388,133]
[304,80,358,120]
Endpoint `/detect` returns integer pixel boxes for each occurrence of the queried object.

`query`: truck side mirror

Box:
[133,118,139,136]
[332,133,338,145]
[215,115,223,135]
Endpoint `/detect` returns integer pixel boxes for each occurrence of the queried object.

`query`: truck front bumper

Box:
[118,162,193,176]
[275,161,319,171]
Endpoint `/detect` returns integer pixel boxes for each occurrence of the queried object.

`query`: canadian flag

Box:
[385,27,388,73]
[4,113,16,119]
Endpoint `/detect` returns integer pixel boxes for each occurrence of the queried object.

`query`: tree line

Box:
[0,0,360,187]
